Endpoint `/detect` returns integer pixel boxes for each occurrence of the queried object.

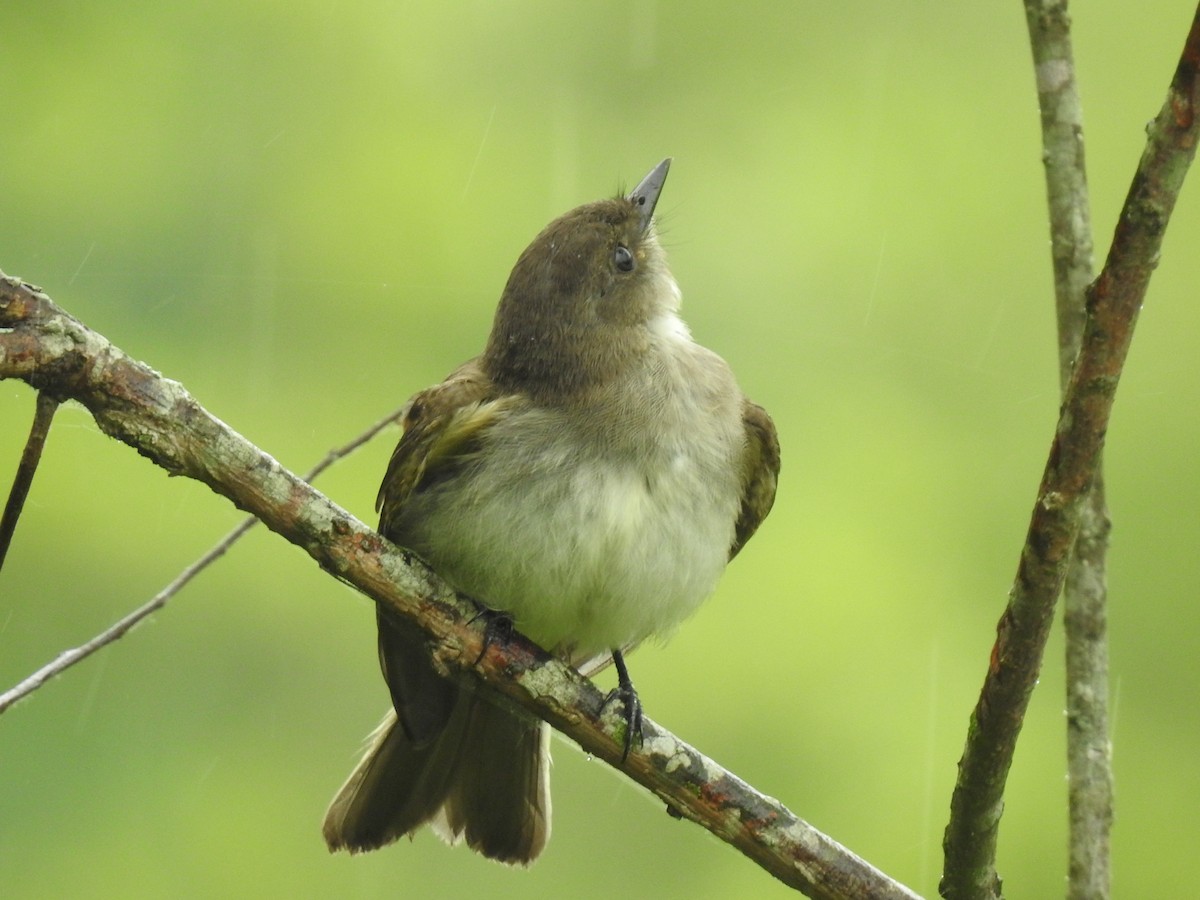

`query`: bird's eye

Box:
[614,245,635,272]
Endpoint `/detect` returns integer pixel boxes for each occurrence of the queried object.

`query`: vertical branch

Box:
[1024,0,1095,384]
[0,392,59,569]
[1062,481,1112,899]
[1021,3,1113,898]
[941,7,1200,898]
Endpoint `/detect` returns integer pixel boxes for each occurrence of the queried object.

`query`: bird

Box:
[322,158,779,865]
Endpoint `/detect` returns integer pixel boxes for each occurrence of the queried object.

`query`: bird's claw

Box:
[468,599,514,665]
[601,649,644,763]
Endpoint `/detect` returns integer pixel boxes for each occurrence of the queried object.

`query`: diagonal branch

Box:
[1021,3,1113,898]
[0,273,920,900]
[0,402,405,715]
[941,7,1200,898]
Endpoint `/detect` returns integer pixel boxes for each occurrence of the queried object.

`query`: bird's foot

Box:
[467,598,514,665]
[601,649,644,763]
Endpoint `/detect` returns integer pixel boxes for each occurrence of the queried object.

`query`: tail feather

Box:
[323,695,550,865]
[435,699,551,864]
[322,705,464,853]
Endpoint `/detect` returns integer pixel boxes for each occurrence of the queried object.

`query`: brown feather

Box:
[731,400,781,560]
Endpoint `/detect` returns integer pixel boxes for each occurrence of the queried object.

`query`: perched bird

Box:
[323,159,779,864]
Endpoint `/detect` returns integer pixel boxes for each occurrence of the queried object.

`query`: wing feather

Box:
[730,399,780,560]
[376,359,498,536]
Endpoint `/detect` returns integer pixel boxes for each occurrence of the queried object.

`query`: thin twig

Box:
[1021,3,1114,898]
[941,8,1200,898]
[1063,479,1112,899]
[0,392,59,569]
[1024,0,1096,384]
[0,520,253,713]
[0,274,922,899]
[0,403,405,714]
[297,404,408,484]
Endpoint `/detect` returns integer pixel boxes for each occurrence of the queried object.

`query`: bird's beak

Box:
[628,158,671,233]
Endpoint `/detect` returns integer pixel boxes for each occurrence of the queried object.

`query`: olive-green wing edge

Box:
[375,360,500,534]
[730,399,780,561]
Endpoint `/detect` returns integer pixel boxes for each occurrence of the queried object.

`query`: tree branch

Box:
[0,391,58,568]
[1021,3,1113,898]
[1024,0,1095,386]
[940,7,1200,898]
[0,401,405,714]
[0,273,919,900]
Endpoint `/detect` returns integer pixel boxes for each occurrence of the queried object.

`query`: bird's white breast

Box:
[414,321,746,659]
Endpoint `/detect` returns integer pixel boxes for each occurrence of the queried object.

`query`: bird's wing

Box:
[373,358,512,742]
[729,399,780,561]
[375,359,502,534]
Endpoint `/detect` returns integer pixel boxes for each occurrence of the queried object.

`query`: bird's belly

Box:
[408,433,741,656]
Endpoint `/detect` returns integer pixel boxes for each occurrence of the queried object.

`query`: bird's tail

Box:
[322,695,551,865]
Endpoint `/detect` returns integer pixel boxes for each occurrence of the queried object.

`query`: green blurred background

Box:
[2,2,1198,897]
